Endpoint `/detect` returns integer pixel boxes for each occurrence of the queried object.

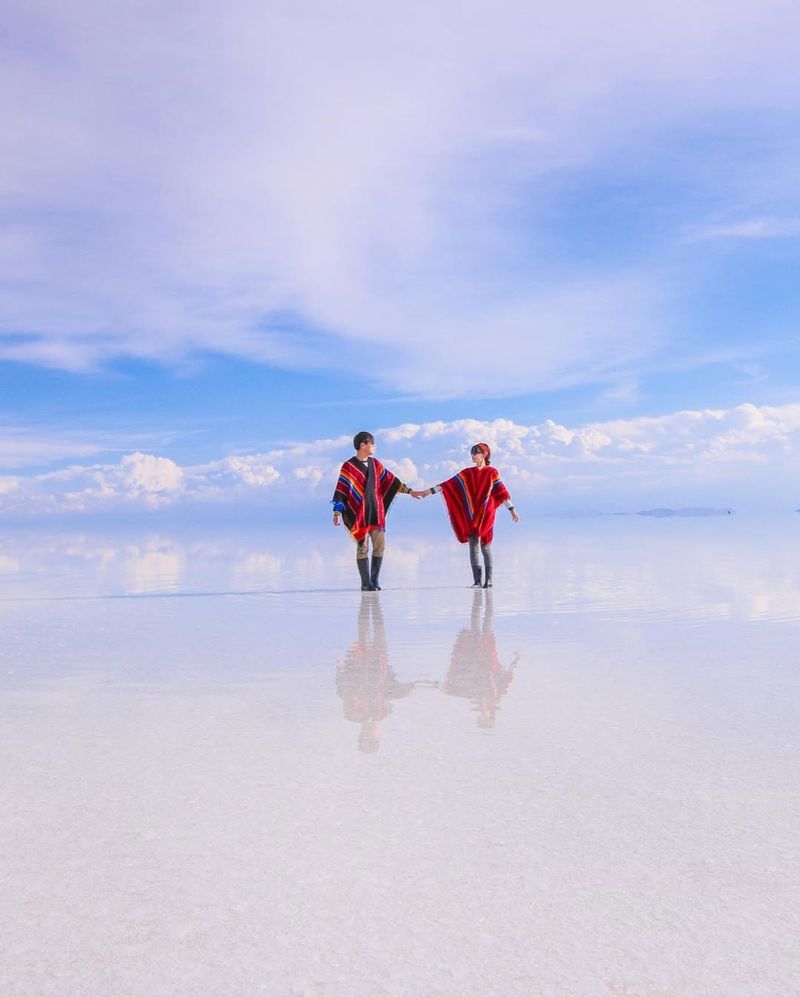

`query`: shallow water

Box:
[2,519,799,996]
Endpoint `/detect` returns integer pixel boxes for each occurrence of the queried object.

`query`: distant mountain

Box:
[636,507,734,518]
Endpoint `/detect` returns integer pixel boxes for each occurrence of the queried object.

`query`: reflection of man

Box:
[443,590,519,728]
[336,595,414,752]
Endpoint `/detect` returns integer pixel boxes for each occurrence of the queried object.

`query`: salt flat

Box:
[1,519,799,996]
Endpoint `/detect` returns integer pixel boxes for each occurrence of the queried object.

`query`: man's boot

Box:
[370,556,383,591]
[471,564,482,588]
[357,558,375,591]
[482,565,493,589]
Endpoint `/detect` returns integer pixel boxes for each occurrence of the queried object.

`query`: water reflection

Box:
[443,591,519,729]
[336,597,414,753]
[4,523,800,622]
[336,591,519,751]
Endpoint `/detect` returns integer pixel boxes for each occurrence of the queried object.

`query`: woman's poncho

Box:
[439,466,510,545]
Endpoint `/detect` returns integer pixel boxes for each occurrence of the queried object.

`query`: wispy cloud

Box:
[0,426,116,469]
[4,401,800,514]
[685,217,800,242]
[3,2,800,396]
[0,423,181,470]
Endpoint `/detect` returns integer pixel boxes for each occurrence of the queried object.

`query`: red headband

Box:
[472,442,491,464]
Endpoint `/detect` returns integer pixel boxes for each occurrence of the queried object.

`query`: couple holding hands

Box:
[331,430,520,592]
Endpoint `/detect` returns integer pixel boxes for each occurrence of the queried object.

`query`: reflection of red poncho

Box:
[444,628,515,714]
[332,457,403,542]
[439,466,510,544]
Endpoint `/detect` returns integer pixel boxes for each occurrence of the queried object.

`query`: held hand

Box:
[409,489,428,499]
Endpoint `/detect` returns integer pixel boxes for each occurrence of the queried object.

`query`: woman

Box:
[423,442,519,588]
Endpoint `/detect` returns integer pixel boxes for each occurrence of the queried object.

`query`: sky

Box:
[3,0,800,516]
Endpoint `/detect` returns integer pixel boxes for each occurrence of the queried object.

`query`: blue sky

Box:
[3,0,800,514]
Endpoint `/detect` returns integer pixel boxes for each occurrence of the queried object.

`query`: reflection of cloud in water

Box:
[122,538,186,593]
[0,555,20,574]
[304,538,433,591]
[295,551,328,588]
[233,552,282,585]
[493,529,800,623]
[62,538,119,566]
[3,525,800,621]
[376,539,433,576]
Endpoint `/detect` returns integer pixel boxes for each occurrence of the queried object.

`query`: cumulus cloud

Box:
[4,401,800,514]
[391,458,420,486]
[120,453,184,501]
[3,1,800,395]
[33,452,184,511]
[203,456,280,489]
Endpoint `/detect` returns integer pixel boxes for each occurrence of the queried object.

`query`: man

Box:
[331,431,425,590]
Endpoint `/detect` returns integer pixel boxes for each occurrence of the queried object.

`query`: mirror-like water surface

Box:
[2,520,799,995]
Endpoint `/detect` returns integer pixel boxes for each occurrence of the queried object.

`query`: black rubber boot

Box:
[482,566,493,589]
[370,556,383,591]
[471,564,482,588]
[357,558,375,591]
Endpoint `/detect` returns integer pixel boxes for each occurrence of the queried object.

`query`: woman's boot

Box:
[370,556,383,591]
[471,564,482,588]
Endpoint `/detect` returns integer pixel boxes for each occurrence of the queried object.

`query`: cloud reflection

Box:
[3,527,800,625]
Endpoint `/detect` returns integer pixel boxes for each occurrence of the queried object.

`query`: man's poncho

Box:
[332,457,404,542]
[439,466,511,545]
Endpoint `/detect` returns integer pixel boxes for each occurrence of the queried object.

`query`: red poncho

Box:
[439,466,510,544]
[332,457,404,542]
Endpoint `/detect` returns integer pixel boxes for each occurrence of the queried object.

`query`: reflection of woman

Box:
[336,595,414,752]
[422,442,519,588]
[444,591,519,728]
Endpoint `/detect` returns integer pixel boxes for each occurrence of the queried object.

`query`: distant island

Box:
[635,507,734,518]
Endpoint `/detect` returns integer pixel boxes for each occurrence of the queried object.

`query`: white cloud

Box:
[383,424,423,443]
[212,456,280,489]
[293,466,326,488]
[4,401,800,514]
[26,452,184,511]
[2,1,800,394]
[392,458,420,486]
[120,453,184,500]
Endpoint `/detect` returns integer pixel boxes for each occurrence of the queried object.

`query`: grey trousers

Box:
[468,533,492,570]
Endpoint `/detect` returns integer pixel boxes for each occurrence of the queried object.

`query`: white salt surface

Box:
[1,519,799,996]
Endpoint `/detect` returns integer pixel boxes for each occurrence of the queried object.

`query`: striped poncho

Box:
[439,466,511,545]
[331,457,406,542]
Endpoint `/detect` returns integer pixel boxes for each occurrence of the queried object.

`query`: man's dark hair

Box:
[353,431,374,451]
